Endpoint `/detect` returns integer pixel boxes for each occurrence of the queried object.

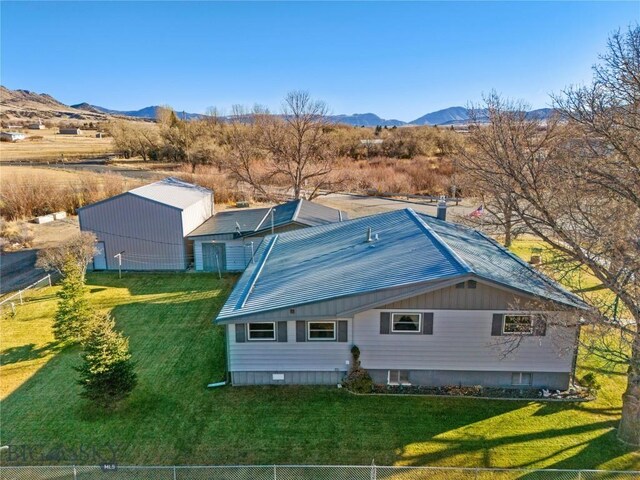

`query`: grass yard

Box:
[1,273,638,469]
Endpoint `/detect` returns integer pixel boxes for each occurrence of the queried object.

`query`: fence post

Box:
[18,290,23,305]
[73,465,77,480]
[173,465,177,480]
[577,470,582,480]
[273,464,277,480]
[48,274,52,287]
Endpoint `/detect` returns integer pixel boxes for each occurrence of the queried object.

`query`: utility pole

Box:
[114,251,124,279]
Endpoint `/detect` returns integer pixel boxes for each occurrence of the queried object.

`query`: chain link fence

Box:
[1,466,638,480]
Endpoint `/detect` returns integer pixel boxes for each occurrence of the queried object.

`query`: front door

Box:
[93,242,107,270]
[202,243,226,272]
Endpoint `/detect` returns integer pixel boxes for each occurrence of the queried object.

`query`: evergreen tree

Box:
[76,313,137,408]
[53,256,92,343]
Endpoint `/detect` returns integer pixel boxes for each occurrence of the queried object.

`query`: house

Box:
[0,131,27,142]
[28,121,45,130]
[59,127,82,135]
[187,199,346,272]
[216,208,587,389]
[79,178,213,271]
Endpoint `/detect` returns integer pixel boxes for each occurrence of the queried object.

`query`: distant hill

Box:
[72,103,204,120]
[408,106,554,126]
[409,107,471,126]
[327,113,405,127]
[2,85,555,126]
[0,86,107,121]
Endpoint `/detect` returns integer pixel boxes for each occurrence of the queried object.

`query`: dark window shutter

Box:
[422,312,434,335]
[533,315,547,336]
[338,320,348,342]
[277,321,288,342]
[491,314,504,336]
[380,312,390,334]
[235,324,246,343]
[296,321,306,342]
[467,280,477,289]
[456,282,465,289]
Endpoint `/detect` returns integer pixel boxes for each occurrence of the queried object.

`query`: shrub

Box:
[580,373,601,392]
[0,220,34,250]
[342,344,373,394]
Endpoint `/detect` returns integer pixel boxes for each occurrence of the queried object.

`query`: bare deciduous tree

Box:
[36,232,98,279]
[472,26,639,445]
[222,91,342,200]
[457,93,561,246]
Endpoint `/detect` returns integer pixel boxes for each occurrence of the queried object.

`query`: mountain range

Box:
[1,86,554,126]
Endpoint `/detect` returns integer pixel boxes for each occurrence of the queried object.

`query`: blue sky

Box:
[1,1,638,121]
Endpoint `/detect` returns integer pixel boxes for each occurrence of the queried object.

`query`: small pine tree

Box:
[76,313,137,408]
[53,256,93,343]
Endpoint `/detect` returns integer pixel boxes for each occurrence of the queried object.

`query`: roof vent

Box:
[366,227,373,243]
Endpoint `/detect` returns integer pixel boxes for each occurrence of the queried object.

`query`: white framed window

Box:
[391,313,422,333]
[511,372,532,386]
[388,370,411,386]
[503,315,534,335]
[307,321,336,341]
[247,322,276,341]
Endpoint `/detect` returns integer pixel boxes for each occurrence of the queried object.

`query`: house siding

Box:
[224,282,578,387]
[379,281,537,310]
[79,194,187,270]
[227,322,352,373]
[353,309,576,373]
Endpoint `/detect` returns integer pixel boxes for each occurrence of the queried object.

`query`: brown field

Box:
[0,128,115,161]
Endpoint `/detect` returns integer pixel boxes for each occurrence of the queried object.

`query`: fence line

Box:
[0,465,638,480]
[0,274,52,314]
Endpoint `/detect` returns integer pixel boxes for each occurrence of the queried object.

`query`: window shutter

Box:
[277,321,288,342]
[422,312,434,335]
[533,315,547,336]
[296,321,306,342]
[491,314,504,336]
[338,320,348,342]
[235,324,246,343]
[380,312,390,334]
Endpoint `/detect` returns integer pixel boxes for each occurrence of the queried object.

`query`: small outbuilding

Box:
[0,131,27,142]
[187,199,347,273]
[28,122,46,130]
[59,127,82,135]
[79,177,213,271]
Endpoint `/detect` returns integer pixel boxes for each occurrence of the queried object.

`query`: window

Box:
[247,322,276,341]
[503,315,534,335]
[388,370,411,386]
[391,313,421,333]
[307,321,336,341]
[511,372,532,386]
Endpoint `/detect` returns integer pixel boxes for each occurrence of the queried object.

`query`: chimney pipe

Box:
[366,227,373,242]
[437,196,447,221]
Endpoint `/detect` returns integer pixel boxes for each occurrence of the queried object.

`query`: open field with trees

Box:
[0,128,114,162]
[1,271,639,468]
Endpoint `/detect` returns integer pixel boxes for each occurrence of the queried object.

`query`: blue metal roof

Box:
[217,208,586,321]
[187,199,346,237]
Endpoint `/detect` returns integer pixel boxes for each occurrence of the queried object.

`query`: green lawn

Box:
[1,273,638,469]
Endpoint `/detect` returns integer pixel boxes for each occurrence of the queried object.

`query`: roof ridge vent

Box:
[365,227,373,243]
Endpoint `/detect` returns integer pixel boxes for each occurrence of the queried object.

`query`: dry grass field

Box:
[0,128,114,162]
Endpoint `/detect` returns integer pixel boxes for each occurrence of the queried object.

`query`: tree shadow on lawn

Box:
[397,417,637,471]
[0,341,61,365]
